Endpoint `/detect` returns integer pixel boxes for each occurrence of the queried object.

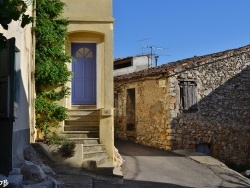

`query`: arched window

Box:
[75,47,93,58]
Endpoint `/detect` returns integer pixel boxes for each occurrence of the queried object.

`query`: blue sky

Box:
[113,0,250,66]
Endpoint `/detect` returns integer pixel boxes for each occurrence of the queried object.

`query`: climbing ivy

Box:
[35,0,72,140]
[0,0,33,50]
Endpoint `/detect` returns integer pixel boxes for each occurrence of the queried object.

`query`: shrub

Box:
[58,141,76,158]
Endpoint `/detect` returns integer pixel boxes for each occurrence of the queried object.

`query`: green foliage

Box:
[37,86,70,101]
[35,0,71,86]
[35,0,72,140]
[58,141,76,158]
[35,96,68,138]
[45,132,68,145]
[0,0,33,50]
[46,132,76,158]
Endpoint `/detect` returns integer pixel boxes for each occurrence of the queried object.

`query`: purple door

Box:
[71,43,96,105]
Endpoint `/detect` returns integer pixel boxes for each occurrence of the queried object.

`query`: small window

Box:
[196,144,211,156]
[114,93,119,115]
[114,60,132,70]
[126,88,136,131]
[179,81,197,112]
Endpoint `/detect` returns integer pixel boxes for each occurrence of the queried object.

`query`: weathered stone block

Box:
[167,136,175,140]
[21,161,46,183]
[177,129,183,134]
[165,146,172,150]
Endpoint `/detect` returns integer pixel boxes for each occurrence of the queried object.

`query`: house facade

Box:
[60,0,115,165]
[0,3,35,175]
[114,45,250,165]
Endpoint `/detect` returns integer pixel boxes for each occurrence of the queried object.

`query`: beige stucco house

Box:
[0,0,116,176]
[56,0,116,172]
[0,2,35,175]
[114,44,250,165]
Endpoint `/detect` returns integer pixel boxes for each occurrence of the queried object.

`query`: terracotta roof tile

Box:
[114,54,150,62]
[114,44,250,81]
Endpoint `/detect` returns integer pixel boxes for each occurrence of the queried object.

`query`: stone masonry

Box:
[114,45,250,165]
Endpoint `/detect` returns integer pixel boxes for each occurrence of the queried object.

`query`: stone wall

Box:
[114,79,172,150]
[115,50,250,165]
[169,52,250,165]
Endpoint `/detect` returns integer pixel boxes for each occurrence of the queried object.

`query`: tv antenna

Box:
[137,38,151,54]
[143,46,167,67]
[137,38,151,43]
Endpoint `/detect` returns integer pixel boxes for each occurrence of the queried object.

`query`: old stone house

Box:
[114,44,250,165]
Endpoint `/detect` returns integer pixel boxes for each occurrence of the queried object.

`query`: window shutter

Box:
[179,81,197,112]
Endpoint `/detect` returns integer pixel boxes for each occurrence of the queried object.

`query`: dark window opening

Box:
[114,60,132,70]
[179,81,197,112]
[114,93,118,115]
[126,88,136,131]
[195,143,211,156]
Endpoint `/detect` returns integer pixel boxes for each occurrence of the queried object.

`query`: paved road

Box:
[44,139,250,187]
[115,139,250,188]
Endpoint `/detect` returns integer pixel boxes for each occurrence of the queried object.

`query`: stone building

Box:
[114,44,250,165]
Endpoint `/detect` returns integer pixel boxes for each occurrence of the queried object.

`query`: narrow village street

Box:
[115,139,250,188]
[44,139,250,188]
[1,1,250,188]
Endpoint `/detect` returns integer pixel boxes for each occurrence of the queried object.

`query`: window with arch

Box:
[75,47,93,58]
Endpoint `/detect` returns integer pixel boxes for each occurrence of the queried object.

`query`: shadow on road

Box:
[93,179,193,188]
[115,139,183,157]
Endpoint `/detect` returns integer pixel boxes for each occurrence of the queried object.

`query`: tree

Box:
[0,0,32,50]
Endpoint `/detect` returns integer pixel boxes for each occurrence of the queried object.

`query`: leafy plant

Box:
[0,0,33,50]
[45,132,68,145]
[46,132,75,158]
[58,141,76,158]
[35,0,72,140]
[35,95,68,139]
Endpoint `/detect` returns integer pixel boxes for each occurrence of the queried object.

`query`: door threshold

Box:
[71,105,97,110]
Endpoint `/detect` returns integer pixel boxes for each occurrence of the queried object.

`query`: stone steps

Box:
[62,106,114,175]
[64,124,99,132]
[62,131,98,138]
[68,137,99,144]
[65,107,100,133]
[67,110,100,116]
[65,120,99,126]
[82,151,107,159]
[82,144,105,152]
[84,156,110,167]
[71,105,97,110]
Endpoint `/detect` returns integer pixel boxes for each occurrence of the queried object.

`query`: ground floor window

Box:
[126,88,136,131]
[196,143,211,156]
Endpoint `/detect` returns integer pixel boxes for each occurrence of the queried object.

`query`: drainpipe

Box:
[30,0,36,143]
